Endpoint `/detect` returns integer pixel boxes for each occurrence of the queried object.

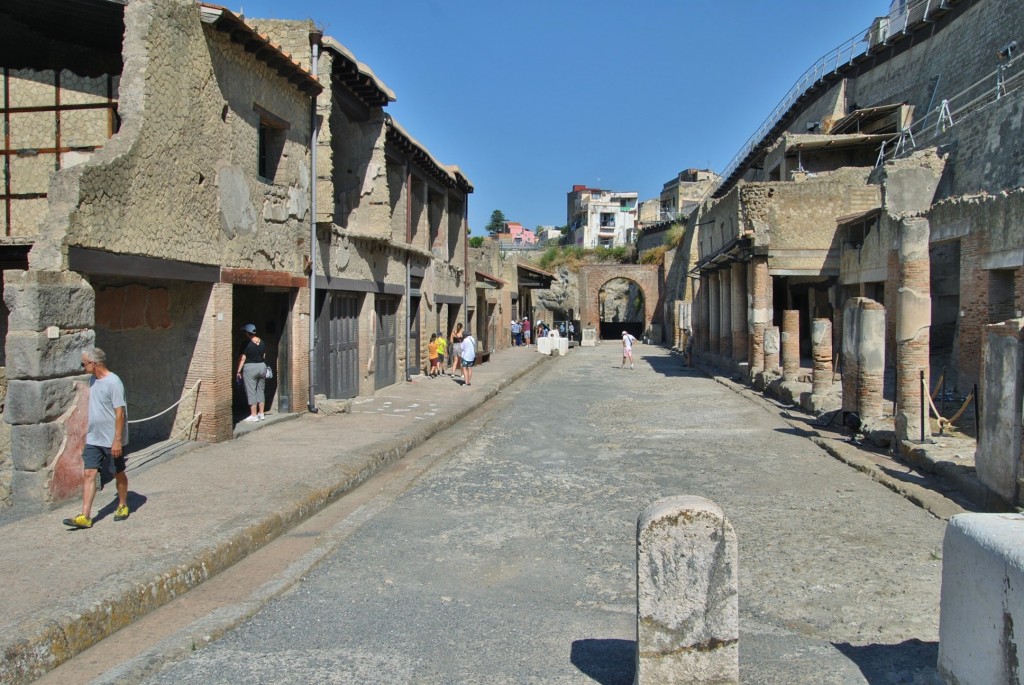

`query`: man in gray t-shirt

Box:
[64,347,130,529]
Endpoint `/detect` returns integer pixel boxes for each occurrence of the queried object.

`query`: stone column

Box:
[842,298,886,419]
[698,276,709,355]
[719,268,732,361]
[636,496,738,685]
[748,257,770,375]
[781,309,800,381]
[975,318,1024,505]
[895,217,931,443]
[730,262,748,365]
[811,318,833,395]
[763,325,780,371]
[4,270,95,506]
[708,272,720,358]
[188,282,234,444]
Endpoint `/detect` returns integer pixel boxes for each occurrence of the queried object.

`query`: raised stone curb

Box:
[0,353,552,685]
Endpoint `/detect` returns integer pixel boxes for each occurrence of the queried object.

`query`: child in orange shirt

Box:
[428,333,440,377]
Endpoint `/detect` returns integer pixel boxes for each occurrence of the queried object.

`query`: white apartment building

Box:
[566,185,638,248]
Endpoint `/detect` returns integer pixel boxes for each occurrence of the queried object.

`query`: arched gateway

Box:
[577,264,661,341]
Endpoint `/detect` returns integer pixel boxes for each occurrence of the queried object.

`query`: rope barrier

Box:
[126,380,202,425]
[921,376,974,433]
[125,412,202,472]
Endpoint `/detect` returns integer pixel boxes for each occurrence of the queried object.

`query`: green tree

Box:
[469,236,485,248]
[485,210,507,235]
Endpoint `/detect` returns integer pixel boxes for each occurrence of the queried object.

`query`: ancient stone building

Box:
[0,0,471,509]
[679,0,1024,500]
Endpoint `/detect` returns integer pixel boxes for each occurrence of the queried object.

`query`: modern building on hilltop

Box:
[566,185,638,248]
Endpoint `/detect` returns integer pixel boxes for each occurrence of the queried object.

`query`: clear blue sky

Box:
[238,1,890,234]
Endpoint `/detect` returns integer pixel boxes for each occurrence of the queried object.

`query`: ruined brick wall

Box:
[739,169,880,272]
[31,0,312,275]
[697,191,741,260]
[577,264,661,336]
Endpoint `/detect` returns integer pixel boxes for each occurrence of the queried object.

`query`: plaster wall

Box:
[31,0,313,275]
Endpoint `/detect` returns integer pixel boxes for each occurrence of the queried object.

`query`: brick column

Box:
[730,262,748,364]
[811,318,833,396]
[763,325,780,371]
[748,257,770,375]
[719,268,732,361]
[842,297,886,419]
[708,271,721,357]
[895,217,931,443]
[188,282,234,444]
[781,309,800,381]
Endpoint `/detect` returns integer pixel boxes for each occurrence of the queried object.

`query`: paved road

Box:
[141,345,947,684]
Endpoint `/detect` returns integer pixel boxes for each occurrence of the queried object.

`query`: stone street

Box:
[142,345,947,684]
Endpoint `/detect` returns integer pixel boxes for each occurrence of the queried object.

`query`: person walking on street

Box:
[522,317,531,346]
[428,333,441,377]
[461,331,477,386]
[236,323,268,422]
[621,330,638,369]
[449,322,465,377]
[63,348,130,529]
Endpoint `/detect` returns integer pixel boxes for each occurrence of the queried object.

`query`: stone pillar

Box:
[939,514,1024,685]
[189,282,234,444]
[4,270,95,506]
[719,268,732,361]
[842,298,886,419]
[763,325,780,371]
[781,309,800,381]
[698,276,709,355]
[636,496,738,685]
[895,217,931,443]
[811,318,833,395]
[975,318,1024,505]
[748,257,770,375]
[730,262,748,364]
[708,272,721,358]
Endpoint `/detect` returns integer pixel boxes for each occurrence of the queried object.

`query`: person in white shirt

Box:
[621,331,637,370]
[461,333,477,386]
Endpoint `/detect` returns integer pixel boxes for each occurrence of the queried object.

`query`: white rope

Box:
[127,379,202,425]
[125,412,203,471]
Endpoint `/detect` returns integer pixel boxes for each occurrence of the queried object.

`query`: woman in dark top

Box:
[449,322,465,378]
[236,323,268,422]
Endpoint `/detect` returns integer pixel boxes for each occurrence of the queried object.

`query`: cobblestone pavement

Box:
[143,345,947,684]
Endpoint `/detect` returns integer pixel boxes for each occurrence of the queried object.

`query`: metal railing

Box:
[708,0,954,199]
[879,48,1024,164]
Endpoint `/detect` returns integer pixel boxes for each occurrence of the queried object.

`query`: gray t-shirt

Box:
[461,335,476,362]
[87,372,129,448]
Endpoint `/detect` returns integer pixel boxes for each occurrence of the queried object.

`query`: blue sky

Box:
[238,1,890,234]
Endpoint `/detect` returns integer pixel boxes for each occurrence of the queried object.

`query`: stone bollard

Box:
[635,496,738,685]
[781,310,800,381]
[763,325,780,371]
[938,513,1024,685]
[811,318,833,395]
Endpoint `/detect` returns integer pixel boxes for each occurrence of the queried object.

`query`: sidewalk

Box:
[0,346,551,685]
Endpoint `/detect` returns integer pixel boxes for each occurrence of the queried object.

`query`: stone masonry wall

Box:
[31,0,313,274]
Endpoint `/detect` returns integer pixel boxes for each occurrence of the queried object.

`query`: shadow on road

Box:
[640,354,698,378]
[570,638,635,685]
[834,639,938,683]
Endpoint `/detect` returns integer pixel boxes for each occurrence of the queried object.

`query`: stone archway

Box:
[578,264,661,341]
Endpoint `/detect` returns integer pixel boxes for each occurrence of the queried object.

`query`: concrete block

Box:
[582,328,597,347]
[636,496,738,685]
[938,513,1024,685]
[10,422,65,471]
[3,270,95,331]
[5,329,95,380]
[4,378,80,425]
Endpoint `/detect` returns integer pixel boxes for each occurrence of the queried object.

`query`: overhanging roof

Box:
[387,117,474,193]
[199,3,322,96]
[517,263,554,289]
[786,133,894,152]
[2,0,125,56]
[474,270,506,289]
[321,36,395,109]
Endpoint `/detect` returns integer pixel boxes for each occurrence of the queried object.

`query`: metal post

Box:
[973,383,980,440]
[920,369,926,443]
[307,31,322,413]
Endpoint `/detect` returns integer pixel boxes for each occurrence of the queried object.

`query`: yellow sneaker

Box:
[114,504,130,521]
[63,514,93,529]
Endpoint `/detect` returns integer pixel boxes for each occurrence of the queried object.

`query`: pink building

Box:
[500,222,538,247]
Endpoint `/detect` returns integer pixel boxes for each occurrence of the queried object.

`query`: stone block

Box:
[10,422,64,472]
[3,270,95,331]
[10,469,48,508]
[636,495,738,685]
[5,329,95,380]
[582,328,597,347]
[938,513,1024,685]
[4,378,80,425]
